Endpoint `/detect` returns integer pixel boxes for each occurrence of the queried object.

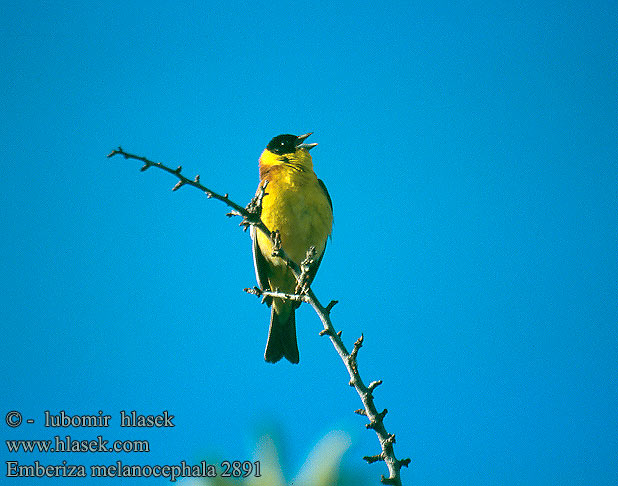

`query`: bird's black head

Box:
[266,133,318,155]
[266,134,298,155]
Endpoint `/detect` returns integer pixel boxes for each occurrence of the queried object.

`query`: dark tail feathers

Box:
[264,308,299,364]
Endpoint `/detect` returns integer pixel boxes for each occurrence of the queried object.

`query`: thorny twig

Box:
[107,147,410,484]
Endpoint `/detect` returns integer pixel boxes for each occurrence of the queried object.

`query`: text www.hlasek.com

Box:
[6,436,149,453]
[5,410,262,481]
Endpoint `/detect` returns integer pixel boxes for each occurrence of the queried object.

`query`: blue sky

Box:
[1,1,616,484]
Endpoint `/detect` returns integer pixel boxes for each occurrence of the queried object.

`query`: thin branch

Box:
[107,148,304,276]
[305,286,410,483]
[107,147,410,485]
[243,286,306,304]
[107,147,246,215]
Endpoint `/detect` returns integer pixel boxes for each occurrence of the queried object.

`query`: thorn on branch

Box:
[380,475,398,485]
[172,181,185,191]
[365,409,388,429]
[366,408,388,429]
[106,146,127,158]
[301,246,317,268]
[242,181,268,231]
[194,175,200,183]
[294,246,317,294]
[243,287,263,297]
[271,230,282,257]
[363,453,384,464]
[319,328,332,337]
[106,147,120,158]
[337,330,342,338]
[348,334,364,368]
[175,165,182,174]
[246,185,266,215]
[354,409,367,416]
[295,247,312,288]
[325,300,338,314]
[258,180,269,200]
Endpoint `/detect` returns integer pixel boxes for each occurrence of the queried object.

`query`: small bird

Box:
[251,133,333,364]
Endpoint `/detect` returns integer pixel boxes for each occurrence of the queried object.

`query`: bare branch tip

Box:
[368,380,383,393]
[172,181,184,191]
[350,334,364,361]
[363,453,384,464]
[325,300,338,313]
[354,409,367,416]
[244,286,262,297]
[318,329,331,337]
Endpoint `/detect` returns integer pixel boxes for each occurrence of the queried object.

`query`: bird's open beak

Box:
[296,132,318,151]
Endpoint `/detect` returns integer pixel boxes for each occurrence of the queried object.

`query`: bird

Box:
[251,133,333,364]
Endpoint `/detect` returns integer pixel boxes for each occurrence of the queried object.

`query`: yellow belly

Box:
[257,171,332,291]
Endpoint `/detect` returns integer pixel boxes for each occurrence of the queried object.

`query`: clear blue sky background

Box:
[1,1,616,485]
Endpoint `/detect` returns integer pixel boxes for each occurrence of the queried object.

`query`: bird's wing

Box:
[305,178,333,285]
[318,178,333,211]
[251,227,273,305]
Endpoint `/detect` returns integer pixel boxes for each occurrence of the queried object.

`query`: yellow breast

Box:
[257,165,332,267]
